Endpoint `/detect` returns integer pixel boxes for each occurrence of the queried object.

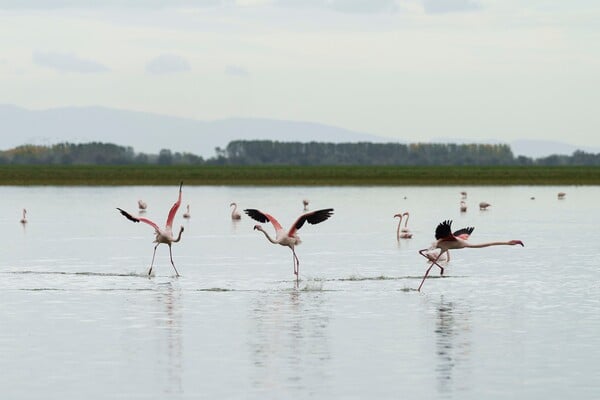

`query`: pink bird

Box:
[117,182,185,277]
[417,220,523,291]
[244,208,334,283]
[394,213,412,239]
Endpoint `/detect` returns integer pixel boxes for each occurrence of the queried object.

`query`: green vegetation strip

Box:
[1,165,599,186]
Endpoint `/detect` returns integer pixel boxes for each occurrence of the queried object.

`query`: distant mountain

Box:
[0,105,389,158]
[2,105,596,159]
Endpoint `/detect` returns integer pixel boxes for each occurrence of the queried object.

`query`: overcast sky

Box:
[0,0,599,146]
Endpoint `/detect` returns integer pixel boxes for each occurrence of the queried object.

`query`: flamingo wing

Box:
[435,220,453,240]
[117,208,160,231]
[453,226,474,240]
[288,208,334,237]
[166,182,183,228]
[244,209,283,231]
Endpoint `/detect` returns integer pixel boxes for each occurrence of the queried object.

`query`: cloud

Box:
[422,0,482,14]
[0,0,222,9]
[145,54,191,74]
[274,0,398,14]
[225,65,250,77]
[32,51,109,73]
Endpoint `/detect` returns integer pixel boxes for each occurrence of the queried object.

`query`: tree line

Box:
[1,140,599,166]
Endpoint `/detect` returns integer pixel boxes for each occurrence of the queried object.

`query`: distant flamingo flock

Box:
[19,186,573,291]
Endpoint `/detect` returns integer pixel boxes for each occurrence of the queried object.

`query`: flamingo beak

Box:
[515,240,524,246]
[253,225,260,230]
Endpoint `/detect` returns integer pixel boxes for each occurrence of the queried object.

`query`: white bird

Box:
[182,204,191,219]
[479,201,491,210]
[394,212,413,239]
[302,199,309,211]
[20,208,27,224]
[244,208,334,283]
[117,182,185,277]
[460,200,467,212]
[138,200,147,211]
[230,202,242,220]
[558,192,566,199]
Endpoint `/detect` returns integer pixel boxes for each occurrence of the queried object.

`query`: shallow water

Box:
[1,185,598,399]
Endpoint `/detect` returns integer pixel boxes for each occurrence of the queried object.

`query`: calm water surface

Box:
[0,185,598,399]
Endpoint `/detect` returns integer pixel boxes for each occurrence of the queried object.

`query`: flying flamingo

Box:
[182,204,191,219]
[394,213,412,239]
[20,208,27,224]
[460,201,467,212]
[244,208,334,283]
[230,202,242,220]
[479,202,491,210]
[417,220,523,291]
[117,182,185,277]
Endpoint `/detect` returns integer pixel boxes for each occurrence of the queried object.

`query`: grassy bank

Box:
[0,165,599,186]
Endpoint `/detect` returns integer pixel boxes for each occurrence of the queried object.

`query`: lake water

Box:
[0,185,598,399]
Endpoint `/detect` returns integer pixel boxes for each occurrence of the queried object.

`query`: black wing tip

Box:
[116,207,139,223]
[243,209,268,223]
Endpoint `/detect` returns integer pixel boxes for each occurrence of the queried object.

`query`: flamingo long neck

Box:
[395,215,402,238]
[465,241,514,249]
[231,203,238,217]
[258,227,278,244]
[173,227,184,243]
[403,213,410,228]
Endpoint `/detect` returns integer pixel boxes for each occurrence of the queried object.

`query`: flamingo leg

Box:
[418,249,446,275]
[168,244,180,277]
[291,247,300,283]
[418,249,447,291]
[148,243,159,276]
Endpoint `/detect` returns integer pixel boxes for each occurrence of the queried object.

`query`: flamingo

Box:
[302,199,309,211]
[417,220,523,291]
[230,202,242,220]
[20,208,27,224]
[460,201,467,213]
[558,192,566,199]
[117,182,185,277]
[138,200,147,211]
[479,202,491,210]
[460,191,467,200]
[244,208,334,283]
[182,204,191,219]
[394,213,412,239]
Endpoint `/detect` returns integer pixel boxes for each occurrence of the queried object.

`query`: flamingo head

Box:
[393,213,402,219]
[510,240,524,247]
[253,224,263,231]
[230,202,236,207]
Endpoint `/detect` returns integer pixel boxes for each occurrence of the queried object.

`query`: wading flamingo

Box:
[460,201,467,213]
[302,199,309,211]
[558,192,566,199]
[460,191,467,200]
[20,208,27,224]
[117,182,184,277]
[417,220,523,291]
[244,208,334,283]
[182,204,191,219]
[230,202,242,220]
[479,202,491,210]
[138,200,147,211]
[394,213,412,239]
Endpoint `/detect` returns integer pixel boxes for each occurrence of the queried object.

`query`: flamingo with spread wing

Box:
[117,182,185,277]
[244,208,334,283]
